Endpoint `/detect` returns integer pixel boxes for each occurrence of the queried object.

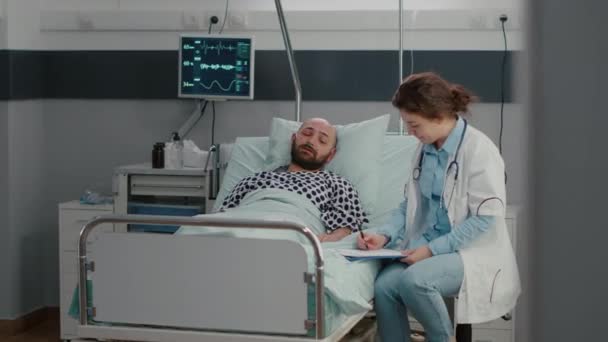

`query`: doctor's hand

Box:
[319,227,351,242]
[356,234,387,250]
[400,245,433,265]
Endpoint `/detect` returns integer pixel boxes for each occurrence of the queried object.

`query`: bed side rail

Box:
[78,215,325,338]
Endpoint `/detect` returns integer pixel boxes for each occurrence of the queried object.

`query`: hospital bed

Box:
[70,135,419,342]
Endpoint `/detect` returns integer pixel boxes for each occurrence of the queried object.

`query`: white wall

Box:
[42,0,523,11]
[0,100,48,320]
[6,101,48,317]
[1,0,49,319]
[31,0,523,51]
[5,0,39,50]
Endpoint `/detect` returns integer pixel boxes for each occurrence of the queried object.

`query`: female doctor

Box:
[359,72,520,342]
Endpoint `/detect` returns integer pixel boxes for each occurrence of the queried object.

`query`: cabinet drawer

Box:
[60,251,78,275]
[130,174,205,197]
[60,210,113,252]
[472,328,511,342]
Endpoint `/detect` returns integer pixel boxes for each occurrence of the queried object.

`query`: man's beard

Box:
[290,141,331,171]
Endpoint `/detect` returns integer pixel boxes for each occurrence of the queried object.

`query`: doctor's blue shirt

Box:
[372,118,494,255]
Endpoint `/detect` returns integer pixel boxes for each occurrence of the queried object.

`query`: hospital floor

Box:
[2,317,59,342]
[1,316,374,342]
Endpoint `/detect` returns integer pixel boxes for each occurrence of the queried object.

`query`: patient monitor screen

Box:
[178,35,254,100]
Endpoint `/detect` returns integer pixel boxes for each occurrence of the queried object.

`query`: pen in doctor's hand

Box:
[359,230,369,249]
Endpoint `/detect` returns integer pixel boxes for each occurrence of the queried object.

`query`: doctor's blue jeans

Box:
[374,253,464,342]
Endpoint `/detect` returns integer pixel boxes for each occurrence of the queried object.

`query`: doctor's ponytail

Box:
[450,84,476,114]
[392,72,478,119]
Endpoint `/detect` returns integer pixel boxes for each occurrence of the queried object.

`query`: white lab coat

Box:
[404,124,521,324]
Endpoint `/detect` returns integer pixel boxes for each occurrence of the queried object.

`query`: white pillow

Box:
[212,137,268,212]
[264,115,390,215]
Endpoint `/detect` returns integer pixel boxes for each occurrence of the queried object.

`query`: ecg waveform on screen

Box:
[191,41,237,55]
[199,80,240,92]
[200,63,236,71]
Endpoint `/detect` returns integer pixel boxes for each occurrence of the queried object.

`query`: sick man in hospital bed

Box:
[69,118,382,326]
[218,118,368,242]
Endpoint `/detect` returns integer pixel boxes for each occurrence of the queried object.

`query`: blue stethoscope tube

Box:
[411,119,468,210]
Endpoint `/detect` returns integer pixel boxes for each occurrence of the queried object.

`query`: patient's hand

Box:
[319,227,351,242]
[357,234,387,250]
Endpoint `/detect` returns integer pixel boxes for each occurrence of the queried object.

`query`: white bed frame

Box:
[75,214,372,342]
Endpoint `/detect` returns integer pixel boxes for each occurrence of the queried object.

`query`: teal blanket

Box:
[177,189,381,315]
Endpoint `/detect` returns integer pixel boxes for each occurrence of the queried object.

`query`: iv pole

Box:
[275,0,302,122]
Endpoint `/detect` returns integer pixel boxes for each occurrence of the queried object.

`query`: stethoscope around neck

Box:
[411,119,468,209]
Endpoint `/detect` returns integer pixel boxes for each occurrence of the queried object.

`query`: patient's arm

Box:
[319,175,368,240]
[218,173,263,210]
[219,178,248,210]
